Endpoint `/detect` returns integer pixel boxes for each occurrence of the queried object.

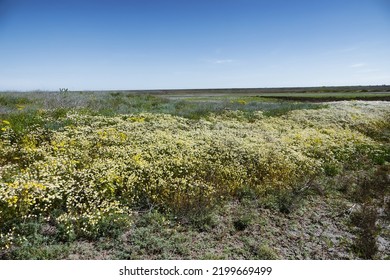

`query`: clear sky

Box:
[1,0,389,91]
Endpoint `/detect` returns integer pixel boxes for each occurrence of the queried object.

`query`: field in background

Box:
[0,87,389,259]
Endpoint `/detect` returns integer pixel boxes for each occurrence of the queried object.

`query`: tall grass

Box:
[0,91,326,120]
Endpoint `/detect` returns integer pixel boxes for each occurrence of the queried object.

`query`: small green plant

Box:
[254,245,279,260]
[233,215,252,231]
[189,212,218,232]
[348,165,390,259]
[0,96,31,108]
[350,205,379,259]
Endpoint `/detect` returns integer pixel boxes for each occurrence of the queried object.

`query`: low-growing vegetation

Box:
[0,90,389,259]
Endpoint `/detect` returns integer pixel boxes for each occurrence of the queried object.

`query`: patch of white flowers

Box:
[0,101,389,249]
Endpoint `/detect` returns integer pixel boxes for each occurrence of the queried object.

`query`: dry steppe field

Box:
[1,87,389,259]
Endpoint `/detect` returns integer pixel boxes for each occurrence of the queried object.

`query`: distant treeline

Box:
[99,85,390,96]
[2,85,390,95]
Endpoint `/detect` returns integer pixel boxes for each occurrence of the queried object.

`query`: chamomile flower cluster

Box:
[1,101,389,249]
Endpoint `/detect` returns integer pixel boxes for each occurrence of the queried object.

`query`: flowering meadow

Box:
[0,96,389,258]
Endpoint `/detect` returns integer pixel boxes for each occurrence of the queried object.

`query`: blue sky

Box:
[1,0,389,90]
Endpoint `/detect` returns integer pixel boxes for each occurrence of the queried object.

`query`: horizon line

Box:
[1,84,389,93]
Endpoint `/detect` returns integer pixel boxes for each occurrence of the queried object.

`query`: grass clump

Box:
[338,164,390,259]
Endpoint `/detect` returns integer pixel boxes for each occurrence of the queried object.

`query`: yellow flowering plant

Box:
[0,101,389,250]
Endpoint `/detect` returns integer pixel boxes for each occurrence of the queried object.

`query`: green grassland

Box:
[0,88,389,259]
